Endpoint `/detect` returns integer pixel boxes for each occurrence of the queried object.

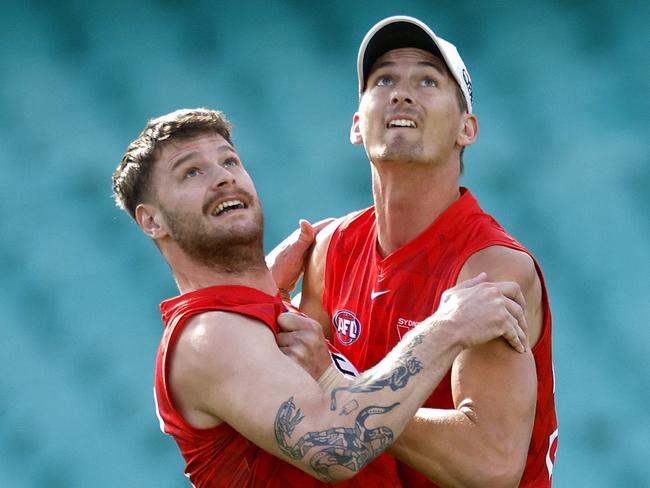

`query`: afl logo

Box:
[333,310,362,345]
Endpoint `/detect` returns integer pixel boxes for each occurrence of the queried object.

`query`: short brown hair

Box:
[112,108,233,218]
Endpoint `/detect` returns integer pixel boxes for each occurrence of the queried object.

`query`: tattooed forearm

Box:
[330,333,425,410]
[339,400,359,416]
[274,397,399,482]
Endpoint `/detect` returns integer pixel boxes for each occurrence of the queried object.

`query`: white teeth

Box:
[213,199,245,216]
[389,119,417,128]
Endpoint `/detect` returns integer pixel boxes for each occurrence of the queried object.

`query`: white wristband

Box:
[317,364,350,391]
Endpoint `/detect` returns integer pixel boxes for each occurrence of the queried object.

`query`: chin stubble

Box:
[162,204,267,273]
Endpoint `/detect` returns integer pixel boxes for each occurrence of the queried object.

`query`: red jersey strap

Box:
[160,285,286,335]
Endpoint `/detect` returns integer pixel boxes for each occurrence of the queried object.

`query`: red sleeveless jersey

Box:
[155,285,401,487]
[323,188,558,487]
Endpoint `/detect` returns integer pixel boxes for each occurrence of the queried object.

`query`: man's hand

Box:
[431,273,529,353]
[266,218,335,295]
[277,312,332,380]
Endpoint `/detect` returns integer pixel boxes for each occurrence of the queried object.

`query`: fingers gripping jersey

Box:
[323,188,559,487]
[155,285,399,487]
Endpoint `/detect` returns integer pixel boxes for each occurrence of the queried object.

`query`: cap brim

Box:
[361,21,443,87]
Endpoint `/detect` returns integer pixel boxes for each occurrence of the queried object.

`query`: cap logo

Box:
[462,69,473,103]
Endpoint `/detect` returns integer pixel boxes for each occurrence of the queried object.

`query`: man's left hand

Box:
[266,218,334,296]
[277,312,331,380]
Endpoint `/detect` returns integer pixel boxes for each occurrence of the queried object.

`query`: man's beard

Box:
[160,201,266,274]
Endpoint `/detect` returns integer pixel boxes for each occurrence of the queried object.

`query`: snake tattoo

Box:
[274,397,399,482]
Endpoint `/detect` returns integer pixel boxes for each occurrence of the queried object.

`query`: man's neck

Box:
[164,247,277,296]
[371,160,460,257]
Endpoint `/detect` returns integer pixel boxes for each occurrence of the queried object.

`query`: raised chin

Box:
[372,140,423,163]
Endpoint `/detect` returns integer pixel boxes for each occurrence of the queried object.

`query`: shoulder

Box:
[460,245,544,346]
[172,311,277,387]
[461,246,538,289]
[309,211,364,272]
[304,218,342,282]
[168,311,279,426]
[301,219,344,334]
[176,311,276,358]
[312,218,343,256]
[312,207,373,262]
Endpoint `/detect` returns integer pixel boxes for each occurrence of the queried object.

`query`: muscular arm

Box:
[389,246,541,487]
[169,303,481,483]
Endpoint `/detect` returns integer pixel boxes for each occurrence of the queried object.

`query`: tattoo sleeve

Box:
[274,397,399,482]
[273,334,427,481]
[330,333,425,409]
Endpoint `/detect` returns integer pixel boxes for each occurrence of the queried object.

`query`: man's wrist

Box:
[425,318,466,357]
[317,364,351,392]
[278,287,292,302]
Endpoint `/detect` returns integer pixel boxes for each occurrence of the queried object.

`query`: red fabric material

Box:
[323,188,558,487]
[154,285,401,487]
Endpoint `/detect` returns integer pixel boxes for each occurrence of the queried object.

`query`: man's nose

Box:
[391,81,413,105]
[210,166,236,189]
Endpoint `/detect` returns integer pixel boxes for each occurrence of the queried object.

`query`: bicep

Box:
[451,339,537,429]
[453,247,540,456]
[427,340,537,486]
[453,247,540,391]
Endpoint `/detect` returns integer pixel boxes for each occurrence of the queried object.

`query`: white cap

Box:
[357,15,473,112]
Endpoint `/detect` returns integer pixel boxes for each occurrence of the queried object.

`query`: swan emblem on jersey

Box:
[333,310,362,345]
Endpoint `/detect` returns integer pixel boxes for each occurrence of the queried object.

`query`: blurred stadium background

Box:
[1,0,648,486]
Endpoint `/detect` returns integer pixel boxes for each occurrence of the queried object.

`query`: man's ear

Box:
[135,203,168,240]
[457,113,479,148]
[350,112,363,145]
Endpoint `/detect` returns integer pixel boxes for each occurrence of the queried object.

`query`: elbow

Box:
[457,407,530,487]
[313,470,355,484]
[479,470,523,488]
[458,430,526,487]
[474,449,526,488]
[307,457,381,484]
[329,474,353,484]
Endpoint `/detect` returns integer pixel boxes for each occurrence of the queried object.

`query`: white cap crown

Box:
[357,15,473,112]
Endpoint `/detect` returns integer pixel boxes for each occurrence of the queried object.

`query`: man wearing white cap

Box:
[287,15,559,488]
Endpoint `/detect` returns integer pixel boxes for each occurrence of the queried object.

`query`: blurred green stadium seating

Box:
[1,1,648,486]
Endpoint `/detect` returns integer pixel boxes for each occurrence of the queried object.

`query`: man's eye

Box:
[185,167,201,178]
[223,158,239,168]
[376,75,394,86]
[421,77,437,87]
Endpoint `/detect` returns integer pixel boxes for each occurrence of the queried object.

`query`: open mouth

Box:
[387,118,417,129]
[211,199,247,216]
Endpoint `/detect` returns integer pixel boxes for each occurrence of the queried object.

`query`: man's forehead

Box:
[158,133,234,162]
[370,47,447,73]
